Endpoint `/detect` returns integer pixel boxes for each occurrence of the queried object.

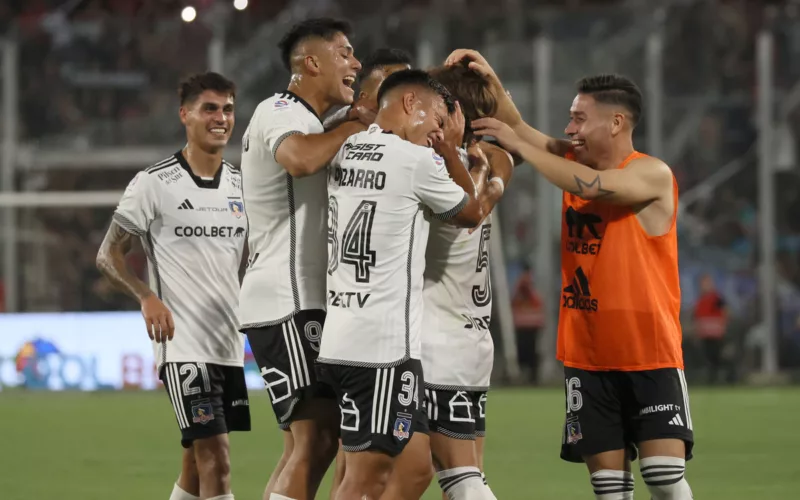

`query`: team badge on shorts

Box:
[191,400,215,425]
[566,420,583,444]
[393,413,412,441]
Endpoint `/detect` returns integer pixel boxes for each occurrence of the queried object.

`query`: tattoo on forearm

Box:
[96,221,153,302]
[570,174,615,198]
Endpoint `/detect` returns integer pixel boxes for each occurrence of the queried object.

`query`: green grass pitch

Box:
[3,387,799,499]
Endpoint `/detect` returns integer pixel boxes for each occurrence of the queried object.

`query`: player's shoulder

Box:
[628,153,673,182]
[223,159,240,175]
[257,92,321,124]
[130,153,182,190]
[144,153,180,175]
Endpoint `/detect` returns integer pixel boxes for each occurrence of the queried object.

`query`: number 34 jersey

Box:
[422,149,494,390]
[318,125,469,368]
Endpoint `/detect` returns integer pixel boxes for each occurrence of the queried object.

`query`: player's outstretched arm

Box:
[473,117,672,206]
[276,120,366,178]
[445,48,571,157]
[96,221,175,342]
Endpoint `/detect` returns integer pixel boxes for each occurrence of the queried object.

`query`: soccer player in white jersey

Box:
[316,69,489,500]
[237,18,368,500]
[422,64,513,500]
[96,72,247,500]
[326,46,413,497]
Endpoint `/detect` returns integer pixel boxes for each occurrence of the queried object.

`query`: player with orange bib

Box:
[446,49,694,500]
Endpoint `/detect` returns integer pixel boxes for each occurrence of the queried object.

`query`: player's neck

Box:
[594,136,635,171]
[182,144,222,178]
[287,78,333,118]
[373,114,407,141]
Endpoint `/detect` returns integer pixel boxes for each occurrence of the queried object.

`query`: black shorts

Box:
[160,362,251,448]
[316,358,429,457]
[425,387,487,440]
[560,367,694,463]
[245,309,332,429]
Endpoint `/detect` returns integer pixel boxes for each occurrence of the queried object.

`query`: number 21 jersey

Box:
[318,125,468,367]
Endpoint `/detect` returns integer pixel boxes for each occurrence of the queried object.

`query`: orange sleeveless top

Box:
[556,151,683,371]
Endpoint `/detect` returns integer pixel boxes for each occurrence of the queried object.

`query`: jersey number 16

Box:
[328,196,378,283]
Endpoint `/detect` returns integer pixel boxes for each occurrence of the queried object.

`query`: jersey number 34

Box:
[328,196,377,283]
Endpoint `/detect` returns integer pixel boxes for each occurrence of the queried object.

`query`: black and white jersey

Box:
[113,151,247,369]
[319,124,469,367]
[422,149,494,390]
[239,92,327,328]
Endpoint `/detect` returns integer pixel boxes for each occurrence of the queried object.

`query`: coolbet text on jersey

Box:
[557,151,683,371]
[114,152,246,369]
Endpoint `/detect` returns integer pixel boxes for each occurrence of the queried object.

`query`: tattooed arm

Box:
[96,221,151,301]
[472,117,672,205]
[96,221,175,341]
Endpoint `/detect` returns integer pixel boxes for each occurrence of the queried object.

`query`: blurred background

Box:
[2,1,800,499]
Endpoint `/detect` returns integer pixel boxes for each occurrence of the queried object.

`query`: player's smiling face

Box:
[565,93,612,165]
[181,90,235,152]
[319,32,361,105]
[405,91,447,148]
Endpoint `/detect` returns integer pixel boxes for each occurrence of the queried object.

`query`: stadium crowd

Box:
[4,0,800,372]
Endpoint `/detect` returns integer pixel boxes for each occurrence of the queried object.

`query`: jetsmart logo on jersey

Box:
[565,206,603,255]
[562,266,598,312]
[177,199,229,213]
[274,99,290,109]
[174,226,245,238]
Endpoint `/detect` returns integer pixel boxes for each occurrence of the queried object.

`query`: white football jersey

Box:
[238,92,327,328]
[319,124,469,367]
[113,152,247,369]
[422,149,494,389]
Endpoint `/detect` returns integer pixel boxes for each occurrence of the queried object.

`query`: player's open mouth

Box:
[210,128,227,136]
[571,139,585,149]
[342,76,355,94]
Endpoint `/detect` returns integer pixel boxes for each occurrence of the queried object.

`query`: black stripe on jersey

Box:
[286,173,301,311]
[146,160,178,175]
[283,90,322,125]
[146,155,178,172]
[404,210,418,360]
[434,193,469,220]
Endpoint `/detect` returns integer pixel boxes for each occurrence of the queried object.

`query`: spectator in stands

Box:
[693,273,729,383]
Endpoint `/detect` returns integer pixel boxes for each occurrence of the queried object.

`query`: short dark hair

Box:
[277,17,352,72]
[178,72,236,105]
[429,64,497,143]
[576,74,642,126]
[377,69,455,114]
[357,48,413,84]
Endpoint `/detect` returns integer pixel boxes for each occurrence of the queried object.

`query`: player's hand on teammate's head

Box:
[439,100,465,150]
[445,49,522,127]
[471,117,522,155]
[141,294,176,343]
[445,49,500,85]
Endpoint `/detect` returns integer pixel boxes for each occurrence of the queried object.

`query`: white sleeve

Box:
[411,150,469,220]
[261,104,315,159]
[112,171,159,236]
[323,105,351,131]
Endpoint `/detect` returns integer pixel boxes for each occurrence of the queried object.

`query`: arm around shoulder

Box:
[275,121,366,178]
